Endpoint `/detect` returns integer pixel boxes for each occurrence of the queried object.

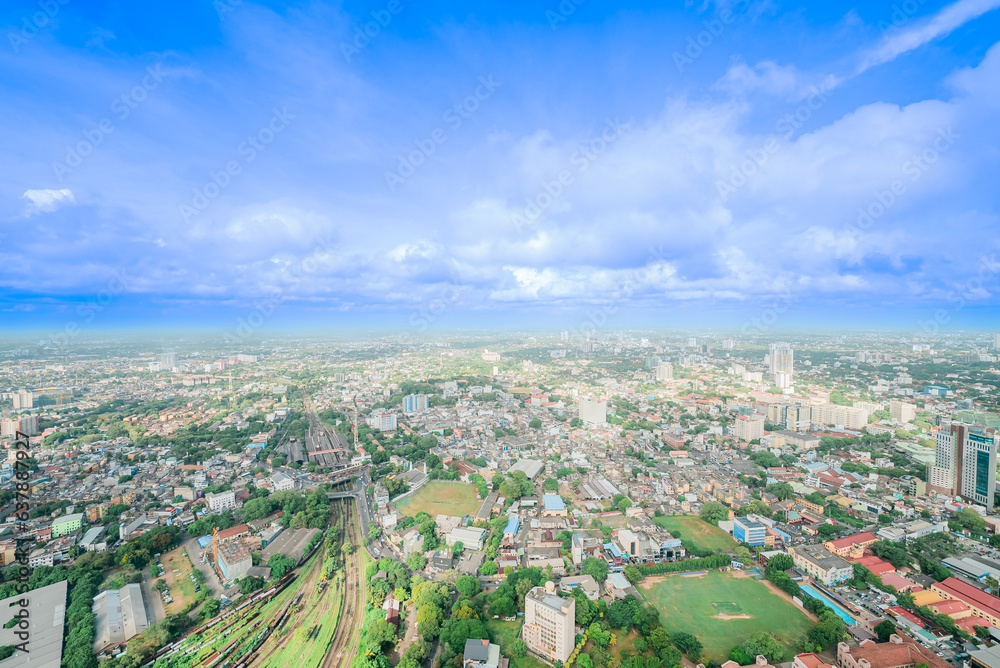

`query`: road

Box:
[182,536,226,597]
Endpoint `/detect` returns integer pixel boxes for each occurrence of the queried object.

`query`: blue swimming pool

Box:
[799,584,856,626]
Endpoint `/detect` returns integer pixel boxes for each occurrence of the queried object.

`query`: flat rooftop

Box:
[0,579,67,667]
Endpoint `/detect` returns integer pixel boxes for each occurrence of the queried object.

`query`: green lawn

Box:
[644,571,812,662]
[484,618,548,668]
[395,481,481,518]
[651,515,736,552]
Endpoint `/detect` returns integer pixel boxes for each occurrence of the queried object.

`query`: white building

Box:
[578,398,607,426]
[270,471,295,491]
[205,490,236,512]
[655,362,673,381]
[733,415,765,442]
[523,582,575,663]
[446,526,486,551]
[366,412,397,432]
[889,400,916,423]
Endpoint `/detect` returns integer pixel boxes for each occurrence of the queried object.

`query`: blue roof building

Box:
[504,515,520,535]
[542,494,566,514]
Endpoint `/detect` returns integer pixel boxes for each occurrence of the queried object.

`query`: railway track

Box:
[320,499,365,668]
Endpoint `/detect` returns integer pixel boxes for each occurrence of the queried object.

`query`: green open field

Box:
[484,619,548,668]
[644,571,812,662]
[395,481,481,518]
[651,515,736,552]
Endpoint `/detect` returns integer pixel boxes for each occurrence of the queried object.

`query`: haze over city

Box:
[4,3,1000,668]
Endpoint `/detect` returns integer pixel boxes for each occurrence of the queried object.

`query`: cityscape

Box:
[3,332,1000,668]
[3,2,1000,668]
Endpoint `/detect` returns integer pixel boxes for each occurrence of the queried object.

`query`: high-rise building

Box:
[994,333,1000,350]
[961,429,997,510]
[159,352,178,369]
[655,362,673,381]
[811,404,869,430]
[11,391,33,410]
[560,331,569,342]
[403,394,429,413]
[522,582,575,664]
[0,415,38,437]
[889,400,916,423]
[578,398,607,425]
[928,421,967,496]
[366,412,397,432]
[769,343,793,386]
[733,415,764,442]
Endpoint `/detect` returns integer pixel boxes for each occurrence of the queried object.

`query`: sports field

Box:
[395,481,481,517]
[643,571,812,662]
[651,515,736,552]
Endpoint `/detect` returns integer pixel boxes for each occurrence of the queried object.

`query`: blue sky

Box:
[2,0,1000,338]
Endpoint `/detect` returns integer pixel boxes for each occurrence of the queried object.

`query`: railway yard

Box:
[146,497,366,668]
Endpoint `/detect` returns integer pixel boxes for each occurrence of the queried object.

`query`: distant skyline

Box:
[2,0,1000,335]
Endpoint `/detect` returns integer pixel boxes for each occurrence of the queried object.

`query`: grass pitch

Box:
[651,515,737,552]
[644,571,812,662]
[395,481,481,518]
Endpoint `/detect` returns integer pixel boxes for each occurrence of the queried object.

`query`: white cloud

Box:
[857,0,1000,74]
[21,188,75,215]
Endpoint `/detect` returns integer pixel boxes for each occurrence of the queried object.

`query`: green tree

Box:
[582,557,609,582]
[529,418,542,429]
[700,501,728,524]
[407,552,427,571]
[742,632,784,663]
[874,619,897,642]
[510,638,528,658]
[672,632,702,662]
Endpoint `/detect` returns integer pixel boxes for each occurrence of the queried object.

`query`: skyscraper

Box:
[655,362,673,381]
[522,582,575,663]
[769,343,793,387]
[578,398,607,425]
[403,394,429,413]
[961,429,997,510]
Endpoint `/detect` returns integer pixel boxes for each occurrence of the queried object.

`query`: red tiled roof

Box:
[217,523,249,540]
[844,635,949,668]
[828,531,877,549]
[927,599,969,616]
[936,578,1000,619]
